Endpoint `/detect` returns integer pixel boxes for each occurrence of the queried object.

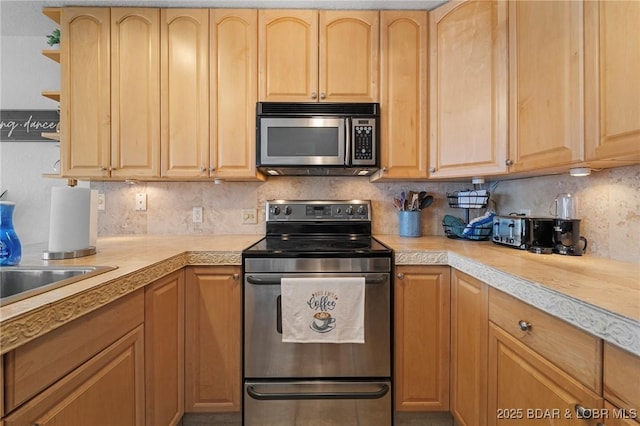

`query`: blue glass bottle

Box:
[0,201,21,266]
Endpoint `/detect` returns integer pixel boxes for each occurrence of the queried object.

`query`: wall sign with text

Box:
[0,110,59,142]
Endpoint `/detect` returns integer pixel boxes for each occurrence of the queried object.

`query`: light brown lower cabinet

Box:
[3,325,145,426]
[394,265,450,411]
[2,289,145,425]
[145,269,185,426]
[185,266,242,413]
[451,269,488,426]
[602,343,640,425]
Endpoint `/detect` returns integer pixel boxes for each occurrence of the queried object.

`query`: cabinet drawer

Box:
[3,289,144,413]
[604,343,640,413]
[489,288,602,393]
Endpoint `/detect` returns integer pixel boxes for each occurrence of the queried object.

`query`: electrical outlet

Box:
[97,193,105,211]
[135,193,147,211]
[242,208,257,224]
[192,207,203,223]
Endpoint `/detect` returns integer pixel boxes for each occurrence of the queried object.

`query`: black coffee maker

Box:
[553,219,588,255]
[552,194,587,256]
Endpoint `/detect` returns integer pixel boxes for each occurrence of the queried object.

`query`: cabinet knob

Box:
[109,167,116,171]
[99,166,107,172]
[233,273,239,281]
[320,92,326,100]
[518,320,532,331]
[575,404,593,419]
[505,159,513,166]
[381,166,388,173]
[200,166,207,173]
[311,92,318,100]
[396,272,404,280]
[429,167,436,173]
[209,166,215,172]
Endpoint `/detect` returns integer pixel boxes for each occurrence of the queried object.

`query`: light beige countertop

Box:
[0,234,261,354]
[376,235,640,356]
[1,234,639,357]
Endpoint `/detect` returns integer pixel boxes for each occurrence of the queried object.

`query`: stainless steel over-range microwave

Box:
[256,102,380,176]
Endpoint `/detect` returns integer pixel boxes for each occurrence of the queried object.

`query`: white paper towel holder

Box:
[42,246,96,260]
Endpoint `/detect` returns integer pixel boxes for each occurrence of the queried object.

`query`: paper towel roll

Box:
[48,187,91,252]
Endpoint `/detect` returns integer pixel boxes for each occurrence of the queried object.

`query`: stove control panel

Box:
[267,200,371,221]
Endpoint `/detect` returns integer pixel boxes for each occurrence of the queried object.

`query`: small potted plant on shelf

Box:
[46,29,60,47]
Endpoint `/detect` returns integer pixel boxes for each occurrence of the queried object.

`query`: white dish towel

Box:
[281,277,365,344]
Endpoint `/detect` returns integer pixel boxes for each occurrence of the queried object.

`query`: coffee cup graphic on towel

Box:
[311,311,336,332]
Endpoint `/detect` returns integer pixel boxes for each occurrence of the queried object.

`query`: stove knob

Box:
[356,206,366,215]
[283,206,292,216]
[346,206,354,215]
[272,206,281,216]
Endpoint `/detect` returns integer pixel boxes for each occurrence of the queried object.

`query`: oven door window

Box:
[260,118,346,166]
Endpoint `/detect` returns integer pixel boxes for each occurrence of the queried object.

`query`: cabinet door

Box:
[258,10,318,101]
[451,270,488,426]
[185,266,241,413]
[429,0,508,178]
[375,11,429,180]
[60,8,111,178]
[4,326,145,426]
[603,343,640,417]
[319,11,379,102]
[488,323,602,426]
[160,9,210,178]
[585,1,640,162]
[111,8,160,178]
[211,9,260,180]
[602,401,640,426]
[394,265,450,411]
[145,270,185,426]
[508,0,585,172]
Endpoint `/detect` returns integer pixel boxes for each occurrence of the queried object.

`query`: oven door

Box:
[258,117,347,166]
[244,272,390,378]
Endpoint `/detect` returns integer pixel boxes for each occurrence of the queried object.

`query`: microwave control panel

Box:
[351,118,376,165]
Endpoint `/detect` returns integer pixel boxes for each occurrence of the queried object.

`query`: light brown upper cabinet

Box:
[61,7,161,179]
[584,1,640,162]
[374,11,429,180]
[111,8,161,178]
[507,0,585,173]
[259,10,379,102]
[160,9,210,179]
[160,9,261,180]
[428,0,508,179]
[210,9,261,180]
[60,8,111,178]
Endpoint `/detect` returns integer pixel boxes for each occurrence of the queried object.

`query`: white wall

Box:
[1,20,67,245]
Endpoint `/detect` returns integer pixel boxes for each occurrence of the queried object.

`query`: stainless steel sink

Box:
[0,265,117,306]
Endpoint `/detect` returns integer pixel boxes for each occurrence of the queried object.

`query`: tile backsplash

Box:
[92,164,640,263]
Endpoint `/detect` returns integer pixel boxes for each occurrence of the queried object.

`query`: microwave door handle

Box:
[345,117,352,165]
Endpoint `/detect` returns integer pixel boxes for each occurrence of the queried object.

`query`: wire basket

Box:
[442,213,493,241]
[442,222,493,241]
[447,190,490,209]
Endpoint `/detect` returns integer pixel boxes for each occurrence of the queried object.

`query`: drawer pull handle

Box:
[575,404,593,419]
[518,320,532,331]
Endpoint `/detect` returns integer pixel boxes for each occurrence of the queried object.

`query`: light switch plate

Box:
[242,208,257,224]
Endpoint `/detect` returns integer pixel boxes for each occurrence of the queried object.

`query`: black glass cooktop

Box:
[242,236,392,258]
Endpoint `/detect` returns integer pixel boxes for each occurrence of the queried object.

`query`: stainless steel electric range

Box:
[242,200,393,426]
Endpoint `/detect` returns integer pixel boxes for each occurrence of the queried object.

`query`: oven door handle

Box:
[246,275,388,285]
[246,384,389,401]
